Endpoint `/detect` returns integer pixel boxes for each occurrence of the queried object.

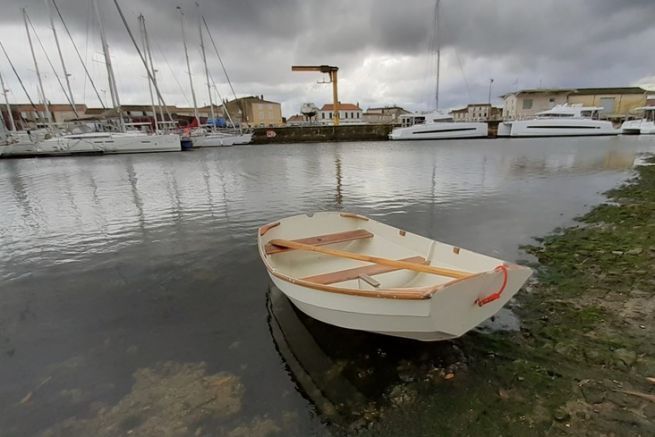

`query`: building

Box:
[1,103,88,129]
[220,96,283,127]
[362,106,410,124]
[318,103,363,124]
[501,87,648,120]
[450,103,503,122]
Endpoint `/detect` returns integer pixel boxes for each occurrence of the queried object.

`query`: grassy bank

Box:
[362,157,655,436]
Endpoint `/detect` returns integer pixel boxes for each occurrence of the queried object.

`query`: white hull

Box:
[258,212,532,341]
[389,122,488,140]
[621,119,655,135]
[192,132,253,147]
[0,133,181,158]
[498,119,619,137]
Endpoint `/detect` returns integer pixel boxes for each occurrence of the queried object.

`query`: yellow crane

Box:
[291,65,340,126]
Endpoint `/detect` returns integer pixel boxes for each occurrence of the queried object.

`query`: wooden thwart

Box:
[269,239,472,279]
[302,256,426,285]
[265,229,373,255]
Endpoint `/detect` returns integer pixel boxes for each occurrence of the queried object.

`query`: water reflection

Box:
[1,137,655,434]
[268,284,474,431]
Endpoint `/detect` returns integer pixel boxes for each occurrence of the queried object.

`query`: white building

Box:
[318,103,363,124]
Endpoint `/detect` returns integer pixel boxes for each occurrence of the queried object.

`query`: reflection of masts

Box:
[23,8,50,124]
[46,0,78,119]
[0,70,16,131]
[93,0,124,131]
[178,6,200,127]
[197,3,215,130]
[335,156,342,207]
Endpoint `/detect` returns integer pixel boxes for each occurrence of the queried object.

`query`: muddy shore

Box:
[357,156,655,436]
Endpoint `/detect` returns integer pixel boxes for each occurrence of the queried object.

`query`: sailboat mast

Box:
[0,70,16,132]
[93,0,124,131]
[23,8,51,124]
[178,7,200,126]
[139,15,159,133]
[46,0,77,119]
[140,14,166,129]
[198,7,215,128]
[51,0,106,108]
[435,0,441,111]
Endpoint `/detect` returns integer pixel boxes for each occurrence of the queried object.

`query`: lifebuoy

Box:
[266,129,277,138]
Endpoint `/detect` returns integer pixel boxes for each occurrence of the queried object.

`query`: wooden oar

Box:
[269,239,472,279]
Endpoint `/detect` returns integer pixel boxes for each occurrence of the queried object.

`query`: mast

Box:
[0,70,16,131]
[197,4,215,129]
[178,6,200,126]
[139,14,159,133]
[46,0,78,119]
[23,8,51,124]
[140,14,165,129]
[0,41,38,115]
[112,0,173,126]
[202,17,241,133]
[93,0,124,131]
[51,0,105,108]
[435,0,441,111]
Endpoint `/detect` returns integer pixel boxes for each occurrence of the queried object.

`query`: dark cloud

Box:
[0,0,654,115]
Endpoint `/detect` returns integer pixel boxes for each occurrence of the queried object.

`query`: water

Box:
[1,137,654,435]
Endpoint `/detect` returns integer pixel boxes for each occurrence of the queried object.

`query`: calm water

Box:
[1,137,654,435]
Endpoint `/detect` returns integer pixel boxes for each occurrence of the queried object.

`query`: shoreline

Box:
[360,155,655,436]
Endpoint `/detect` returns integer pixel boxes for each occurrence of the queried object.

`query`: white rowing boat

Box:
[257,212,532,341]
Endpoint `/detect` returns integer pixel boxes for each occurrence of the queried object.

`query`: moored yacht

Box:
[498,104,619,137]
[621,106,655,135]
[389,112,488,140]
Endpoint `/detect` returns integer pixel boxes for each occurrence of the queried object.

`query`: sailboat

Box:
[179,6,252,147]
[389,0,488,140]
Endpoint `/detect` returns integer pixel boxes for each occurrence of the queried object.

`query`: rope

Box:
[476,264,509,307]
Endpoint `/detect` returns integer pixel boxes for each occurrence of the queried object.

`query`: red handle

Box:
[476,264,508,307]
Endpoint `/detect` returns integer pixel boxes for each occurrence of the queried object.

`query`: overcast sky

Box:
[1,0,654,116]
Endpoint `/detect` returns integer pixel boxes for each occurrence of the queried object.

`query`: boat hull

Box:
[498,119,619,137]
[0,133,181,158]
[389,122,488,140]
[258,212,532,341]
[621,119,655,135]
[192,132,253,147]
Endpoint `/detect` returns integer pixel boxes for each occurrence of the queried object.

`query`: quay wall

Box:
[252,124,393,144]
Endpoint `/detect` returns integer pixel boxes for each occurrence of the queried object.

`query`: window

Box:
[329,112,332,119]
[322,113,325,119]
[351,112,354,119]
[522,99,533,110]
[357,112,360,119]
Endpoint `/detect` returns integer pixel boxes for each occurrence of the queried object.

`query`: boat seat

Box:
[265,229,373,255]
[301,256,427,285]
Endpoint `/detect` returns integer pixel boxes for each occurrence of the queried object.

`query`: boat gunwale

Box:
[257,213,527,301]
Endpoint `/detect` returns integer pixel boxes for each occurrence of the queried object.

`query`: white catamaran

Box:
[389,0,488,141]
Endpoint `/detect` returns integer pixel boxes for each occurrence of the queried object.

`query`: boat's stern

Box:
[423,263,532,339]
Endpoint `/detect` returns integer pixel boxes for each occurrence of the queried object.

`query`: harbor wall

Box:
[252,124,393,144]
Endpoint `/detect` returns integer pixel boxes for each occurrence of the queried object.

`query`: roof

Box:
[572,87,647,95]
[5,103,88,112]
[225,96,280,105]
[321,103,361,111]
[501,86,647,98]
